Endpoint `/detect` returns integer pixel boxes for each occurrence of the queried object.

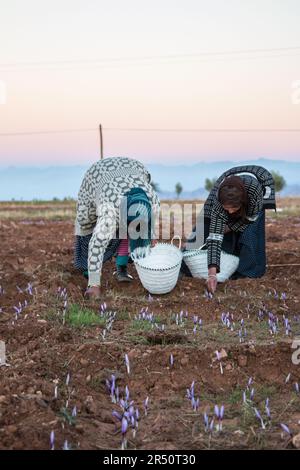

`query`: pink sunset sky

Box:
[0,0,300,166]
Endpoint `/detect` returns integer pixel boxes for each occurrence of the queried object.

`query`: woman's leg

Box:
[116,239,133,282]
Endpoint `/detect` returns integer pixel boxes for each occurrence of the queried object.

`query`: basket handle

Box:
[171,235,182,250]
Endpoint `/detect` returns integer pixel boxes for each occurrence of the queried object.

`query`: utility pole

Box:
[99,124,103,159]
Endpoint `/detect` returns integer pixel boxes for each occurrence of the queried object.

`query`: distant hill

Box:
[0,158,299,200]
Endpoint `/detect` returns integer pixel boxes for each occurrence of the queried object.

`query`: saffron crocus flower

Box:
[285,373,291,384]
[50,430,55,450]
[63,440,70,450]
[191,397,200,412]
[125,354,130,375]
[247,377,253,388]
[26,283,33,295]
[121,417,128,450]
[203,412,209,431]
[280,423,291,436]
[214,405,224,431]
[72,406,77,418]
[295,382,299,393]
[112,411,122,421]
[144,396,149,416]
[121,417,128,434]
[170,354,174,367]
[65,373,70,386]
[254,408,266,430]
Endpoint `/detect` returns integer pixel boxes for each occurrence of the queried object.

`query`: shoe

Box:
[116,265,133,282]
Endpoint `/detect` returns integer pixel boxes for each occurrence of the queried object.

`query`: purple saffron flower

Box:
[72,406,77,418]
[170,354,174,367]
[204,412,209,429]
[254,408,261,419]
[280,423,291,435]
[65,373,70,386]
[63,440,69,450]
[121,417,128,435]
[50,430,55,450]
[128,405,135,418]
[112,411,122,421]
[144,396,149,415]
[265,406,271,419]
[125,354,130,374]
[254,408,266,429]
[295,382,299,393]
[214,405,220,418]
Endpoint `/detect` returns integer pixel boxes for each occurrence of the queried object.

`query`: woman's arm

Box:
[87,204,117,288]
[206,207,227,273]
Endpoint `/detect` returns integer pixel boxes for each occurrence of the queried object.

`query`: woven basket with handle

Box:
[131,236,183,294]
[183,247,239,282]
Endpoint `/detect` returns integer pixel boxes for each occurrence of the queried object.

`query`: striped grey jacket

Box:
[190,165,276,272]
[75,157,160,287]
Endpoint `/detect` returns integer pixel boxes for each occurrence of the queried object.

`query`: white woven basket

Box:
[183,247,239,282]
[131,236,183,294]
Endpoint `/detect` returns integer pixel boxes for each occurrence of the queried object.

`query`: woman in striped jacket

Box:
[183,165,276,293]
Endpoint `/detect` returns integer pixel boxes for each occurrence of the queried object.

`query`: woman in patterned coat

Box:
[182,165,276,294]
[74,157,160,299]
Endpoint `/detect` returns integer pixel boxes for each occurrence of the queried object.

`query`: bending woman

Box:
[74,157,160,299]
[182,165,276,293]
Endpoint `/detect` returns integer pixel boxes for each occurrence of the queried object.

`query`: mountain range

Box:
[0,158,299,200]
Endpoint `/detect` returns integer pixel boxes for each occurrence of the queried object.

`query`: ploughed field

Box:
[0,198,300,450]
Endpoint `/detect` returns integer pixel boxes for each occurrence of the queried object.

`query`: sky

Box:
[0,0,300,166]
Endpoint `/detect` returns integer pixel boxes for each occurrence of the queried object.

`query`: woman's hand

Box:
[206,275,217,294]
[206,267,218,293]
[85,286,101,300]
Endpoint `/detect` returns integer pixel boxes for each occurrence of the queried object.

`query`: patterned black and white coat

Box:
[188,165,276,272]
[75,157,160,287]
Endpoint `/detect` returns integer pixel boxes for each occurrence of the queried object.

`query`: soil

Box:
[1,204,300,450]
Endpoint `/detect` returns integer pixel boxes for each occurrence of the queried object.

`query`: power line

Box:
[1,46,300,70]
[0,128,96,137]
[1,127,300,137]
